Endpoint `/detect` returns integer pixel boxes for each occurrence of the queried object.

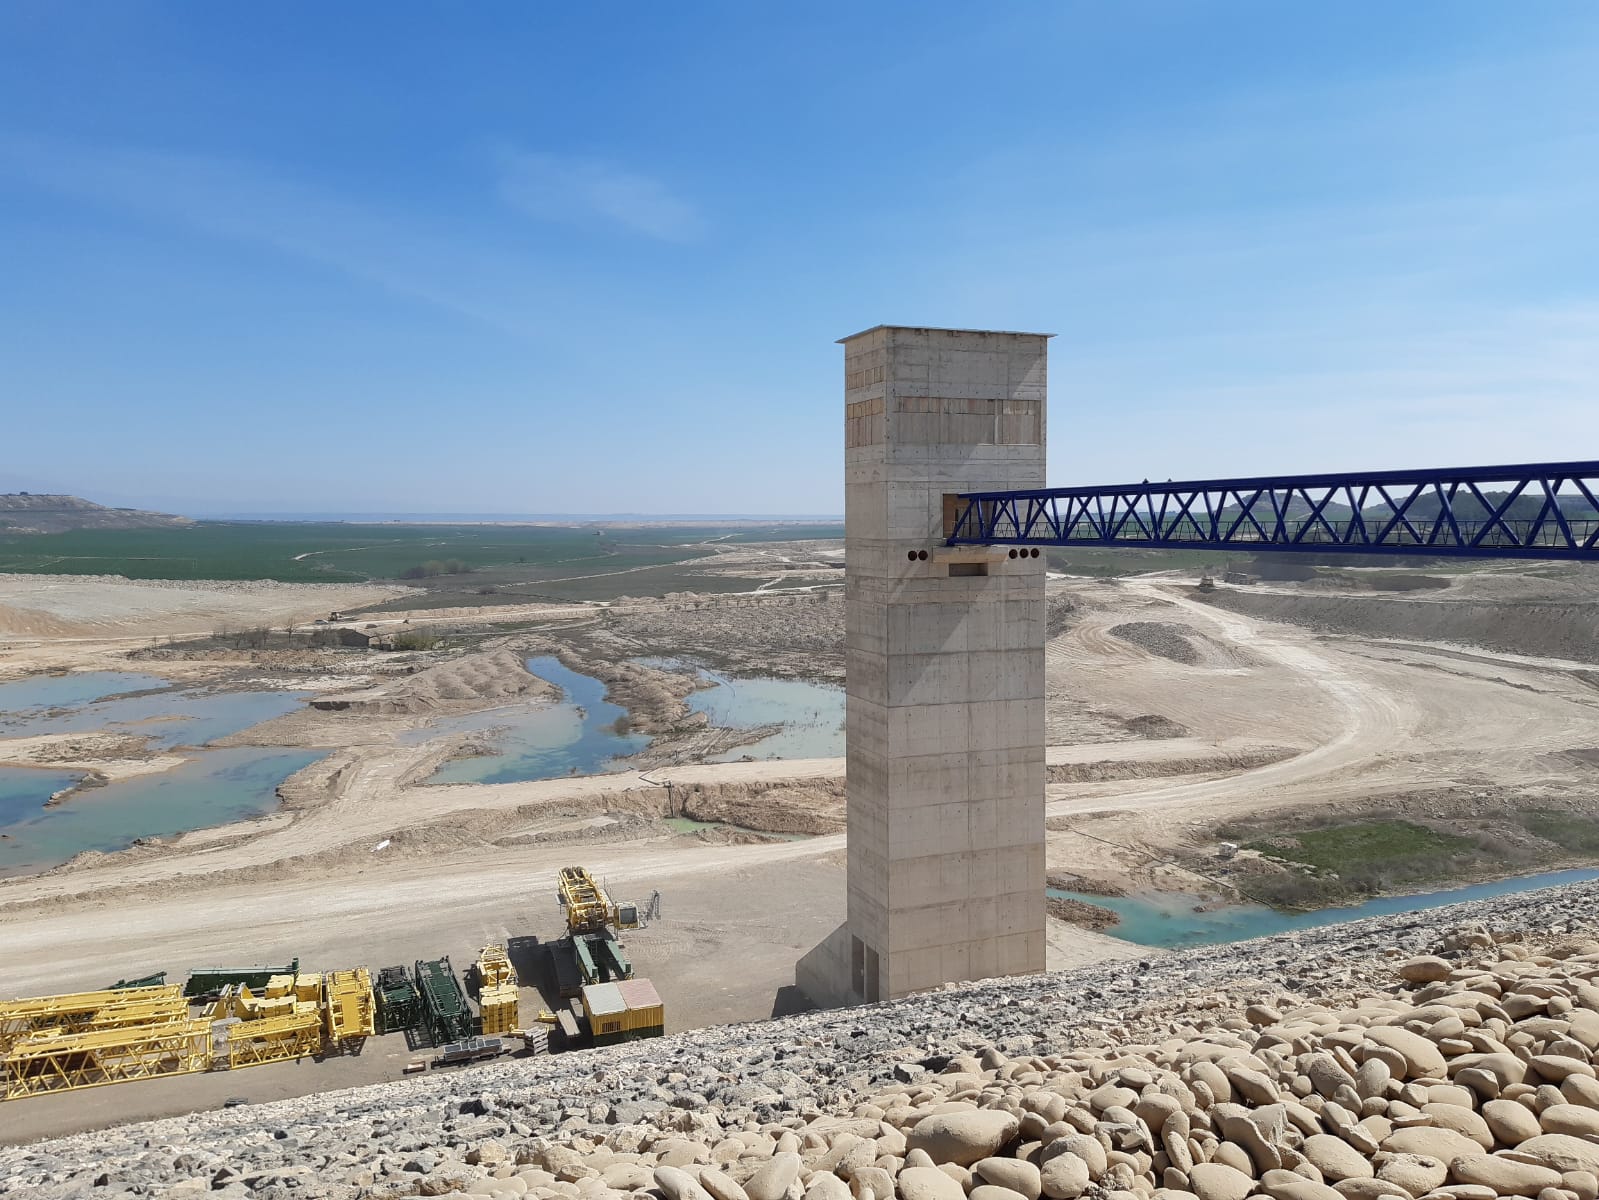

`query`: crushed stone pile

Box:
[5,882,1599,1200]
[1107,624,1202,666]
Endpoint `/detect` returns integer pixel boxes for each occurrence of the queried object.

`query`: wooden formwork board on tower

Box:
[2,1019,212,1099]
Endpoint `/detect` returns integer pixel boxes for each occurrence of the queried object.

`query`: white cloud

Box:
[0,134,566,336]
[494,148,703,242]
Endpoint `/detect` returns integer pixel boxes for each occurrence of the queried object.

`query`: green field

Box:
[0,522,845,585]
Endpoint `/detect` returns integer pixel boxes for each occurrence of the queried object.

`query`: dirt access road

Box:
[1040,575,1599,892]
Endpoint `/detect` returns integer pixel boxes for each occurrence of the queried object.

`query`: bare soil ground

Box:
[588,591,844,681]
[2,563,1598,1136]
[0,576,412,647]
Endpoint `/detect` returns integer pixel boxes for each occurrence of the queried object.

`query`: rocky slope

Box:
[0,494,193,534]
[4,880,1598,1200]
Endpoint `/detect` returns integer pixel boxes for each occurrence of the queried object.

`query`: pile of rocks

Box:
[5,880,1598,1200]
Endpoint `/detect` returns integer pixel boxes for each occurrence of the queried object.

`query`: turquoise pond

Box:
[0,670,320,875]
[0,749,321,876]
[686,672,844,762]
[419,656,652,785]
[1051,867,1599,948]
[0,671,170,712]
[0,766,85,828]
[421,657,844,784]
[0,676,307,749]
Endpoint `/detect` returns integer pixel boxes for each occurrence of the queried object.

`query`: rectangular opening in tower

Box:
[947,562,988,577]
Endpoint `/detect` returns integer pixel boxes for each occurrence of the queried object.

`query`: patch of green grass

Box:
[1233,818,1504,911]
[1517,811,1599,854]
[0,522,840,585]
[1255,820,1476,874]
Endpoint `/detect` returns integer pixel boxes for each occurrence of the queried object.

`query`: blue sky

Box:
[3,2,1596,516]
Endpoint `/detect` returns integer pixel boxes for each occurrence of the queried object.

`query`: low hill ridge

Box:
[0,494,193,534]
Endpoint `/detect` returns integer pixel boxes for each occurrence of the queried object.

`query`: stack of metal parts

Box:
[182,959,300,1000]
[413,957,473,1047]
[0,985,208,1098]
[3,965,379,1098]
[204,979,323,1070]
[322,968,376,1053]
[374,966,420,1035]
[475,945,518,1036]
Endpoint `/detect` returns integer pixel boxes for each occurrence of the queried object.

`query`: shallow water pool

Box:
[0,671,171,713]
[0,748,322,876]
[0,684,307,749]
[688,673,845,762]
[1051,866,1599,948]
[421,656,651,785]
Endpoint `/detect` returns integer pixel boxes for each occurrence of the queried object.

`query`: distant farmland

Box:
[0,522,846,587]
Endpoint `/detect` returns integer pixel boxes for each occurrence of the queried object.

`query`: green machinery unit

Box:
[106,971,168,990]
[551,930,633,999]
[374,965,420,1035]
[574,930,631,986]
[413,957,474,1046]
[183,958,300,999]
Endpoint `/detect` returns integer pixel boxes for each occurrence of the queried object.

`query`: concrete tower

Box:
[799,325,1050,1006]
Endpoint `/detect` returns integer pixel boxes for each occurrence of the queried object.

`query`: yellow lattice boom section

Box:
[78,994,191,1034]
[322,968,374,1048]
[2,1019,211,1099]
[218,1011,323,1069]
[0,985,185,1052]
[559,865,612,934]
[479,984,519,1035]
[477,945,513,989]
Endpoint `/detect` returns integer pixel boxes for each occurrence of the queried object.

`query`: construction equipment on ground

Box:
[578,979,664,1047]
[183,959,300,1000]
[373,966,420,1035]
[475,946,518,1037]
[430,1035,504,1067]
[414,957,473,1047]
[106,972,168,991]
[3,1018,212,1099]
[551,866,635,996]
[476,944,513,988]
[3,914,660,1097]
[0,984,187,1053]
[322,968,375,1053]
[215,1010,322,1069]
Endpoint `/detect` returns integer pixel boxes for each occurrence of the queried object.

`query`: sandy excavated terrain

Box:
[0,575,414,644]
[1,565,1597,1136]
[1040,573,1599,894]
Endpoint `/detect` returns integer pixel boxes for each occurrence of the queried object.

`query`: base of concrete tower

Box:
[794,923,861,1011]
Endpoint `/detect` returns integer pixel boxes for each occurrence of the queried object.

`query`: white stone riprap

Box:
[5,878,1599,1200]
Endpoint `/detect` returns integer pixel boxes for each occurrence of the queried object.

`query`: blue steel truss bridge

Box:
[946,461,1599,562]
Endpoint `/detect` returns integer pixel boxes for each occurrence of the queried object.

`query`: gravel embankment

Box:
[4,880,1597,1200]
